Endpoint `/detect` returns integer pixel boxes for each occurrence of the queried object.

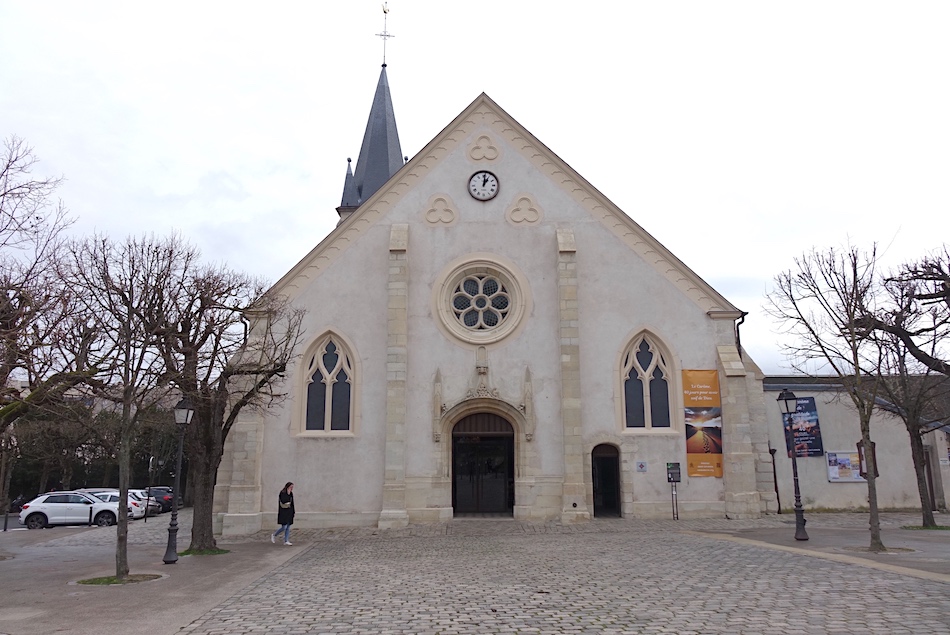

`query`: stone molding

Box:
[423,193,458,226]
[467,131,501,162]
[506,194,543,226]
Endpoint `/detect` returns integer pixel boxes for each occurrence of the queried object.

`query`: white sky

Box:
[1,2,948,374]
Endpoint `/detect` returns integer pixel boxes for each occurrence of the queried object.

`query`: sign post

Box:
[667,462,681,520]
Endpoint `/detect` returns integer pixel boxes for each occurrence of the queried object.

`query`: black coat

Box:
[277,490,295,525]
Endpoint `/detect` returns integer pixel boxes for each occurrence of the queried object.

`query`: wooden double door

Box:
[452,414,514,515]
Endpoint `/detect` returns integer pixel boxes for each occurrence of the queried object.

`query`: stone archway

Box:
[436,397,541,521]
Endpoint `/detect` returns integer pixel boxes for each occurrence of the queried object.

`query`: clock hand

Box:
[482,175,489,187]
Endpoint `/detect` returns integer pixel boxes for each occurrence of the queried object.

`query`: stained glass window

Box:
[305,336,353,432]
[622,335,672,429]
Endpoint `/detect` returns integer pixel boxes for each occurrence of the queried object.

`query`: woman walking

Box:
[270,482,295,545]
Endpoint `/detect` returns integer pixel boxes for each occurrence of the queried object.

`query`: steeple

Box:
[340,158,358,208]
[336,65,404,220]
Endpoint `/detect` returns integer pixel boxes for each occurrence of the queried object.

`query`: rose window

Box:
[435,258,526,345]
[452,274,510,330]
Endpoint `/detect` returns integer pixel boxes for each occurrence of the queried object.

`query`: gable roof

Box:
[275,93,742,318]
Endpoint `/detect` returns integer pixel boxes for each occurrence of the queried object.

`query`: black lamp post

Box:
[163,398,194,564]
[777,388,808,541]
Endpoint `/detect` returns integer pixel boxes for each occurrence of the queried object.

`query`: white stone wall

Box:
[766,389,942,511]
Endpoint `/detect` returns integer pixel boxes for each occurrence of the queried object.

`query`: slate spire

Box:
[337,64,403,219]
[339,158,358,208]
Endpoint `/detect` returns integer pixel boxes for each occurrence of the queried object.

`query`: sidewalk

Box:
[0,510,948,635]
[0,509,299,635]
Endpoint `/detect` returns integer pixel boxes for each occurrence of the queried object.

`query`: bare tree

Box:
[63,233,183,580]
[858,247,950,376]
[152,267,304,550]
[766,245,887,552]
[14,402,98,491]
[868,265,950,527]
[0,136,83,512]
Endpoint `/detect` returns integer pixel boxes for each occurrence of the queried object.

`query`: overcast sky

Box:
[2,2,948,374]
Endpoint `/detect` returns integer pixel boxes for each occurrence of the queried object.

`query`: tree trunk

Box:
[187,441,223,551]
[114,432,131,580]
[861,422,886,553]
[0,425,14,512]
[61,461,73,491]
[38,461,50,493]
[908,431,936,527]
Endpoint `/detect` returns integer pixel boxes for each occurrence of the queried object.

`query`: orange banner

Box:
[683,370,723,477]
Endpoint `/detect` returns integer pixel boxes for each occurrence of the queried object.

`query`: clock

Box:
[468,171,499,201]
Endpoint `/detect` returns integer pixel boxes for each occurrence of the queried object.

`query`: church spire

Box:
[339,158,358,208]
[337,6,403,220]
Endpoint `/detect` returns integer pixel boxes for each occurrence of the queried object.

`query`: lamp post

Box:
[777,388,808,541]
[163,398,194,564]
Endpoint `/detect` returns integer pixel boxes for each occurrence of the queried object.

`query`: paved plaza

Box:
[2,511,949,634]
[183,517,950,635]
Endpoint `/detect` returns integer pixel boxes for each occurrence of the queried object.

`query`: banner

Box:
[783,396,824,458]
[683,370,723,478]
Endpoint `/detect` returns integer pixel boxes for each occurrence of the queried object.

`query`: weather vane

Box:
[376,3,394,65]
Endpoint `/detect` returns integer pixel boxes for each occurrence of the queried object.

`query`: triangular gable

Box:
[272,93,741,318]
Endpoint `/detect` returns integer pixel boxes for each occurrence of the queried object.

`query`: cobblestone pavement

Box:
[164,513,949,635]
[29,512,950,633]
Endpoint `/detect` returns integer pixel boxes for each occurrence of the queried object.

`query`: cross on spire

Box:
[376,3,394,65]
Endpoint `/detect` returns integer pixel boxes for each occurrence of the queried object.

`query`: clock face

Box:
[468,171,499,201]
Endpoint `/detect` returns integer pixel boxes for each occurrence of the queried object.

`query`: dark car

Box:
[7,493,30,514]
[145,486,179,512]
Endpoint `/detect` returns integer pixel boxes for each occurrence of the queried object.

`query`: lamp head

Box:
[174,398,195,425]
[776,388,798,416]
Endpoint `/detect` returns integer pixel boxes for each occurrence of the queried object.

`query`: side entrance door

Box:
[592,444,621,517]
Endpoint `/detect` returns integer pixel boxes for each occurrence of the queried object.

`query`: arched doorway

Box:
[592,444,621,517]
[452,413,514,516]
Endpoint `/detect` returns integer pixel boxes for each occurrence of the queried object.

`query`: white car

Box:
[19,491,121,529]
[93,491,146,519]
[128,489,163,515]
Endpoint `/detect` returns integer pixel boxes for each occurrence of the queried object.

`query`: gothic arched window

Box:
[621,334,672,429]
[304,336,353,432]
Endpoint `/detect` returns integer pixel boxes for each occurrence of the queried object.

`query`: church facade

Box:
[213,67,777,536]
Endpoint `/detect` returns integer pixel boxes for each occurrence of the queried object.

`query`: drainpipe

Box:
[735,311,749,360]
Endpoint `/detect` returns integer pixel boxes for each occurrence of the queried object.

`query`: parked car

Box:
[92,491,147,519]
[19,491,121,529]
[145,486,179,512]
[7,493,30,513]
[128,490,163,515]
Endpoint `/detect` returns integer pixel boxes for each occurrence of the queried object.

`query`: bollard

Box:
[88,506,93,526]
[3,510,8,532]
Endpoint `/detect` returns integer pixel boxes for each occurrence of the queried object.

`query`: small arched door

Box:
[452,413,514,516]
[592,444,621,517]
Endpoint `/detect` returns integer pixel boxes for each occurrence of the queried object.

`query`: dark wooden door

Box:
[452,415,514,515]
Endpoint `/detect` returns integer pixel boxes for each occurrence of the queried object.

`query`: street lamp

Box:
[163,398,194,564]
[777,388,808,541]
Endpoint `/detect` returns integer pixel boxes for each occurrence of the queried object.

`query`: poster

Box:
[783,396,824,458]
[826,451,865,482]
[683,370,722,478]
